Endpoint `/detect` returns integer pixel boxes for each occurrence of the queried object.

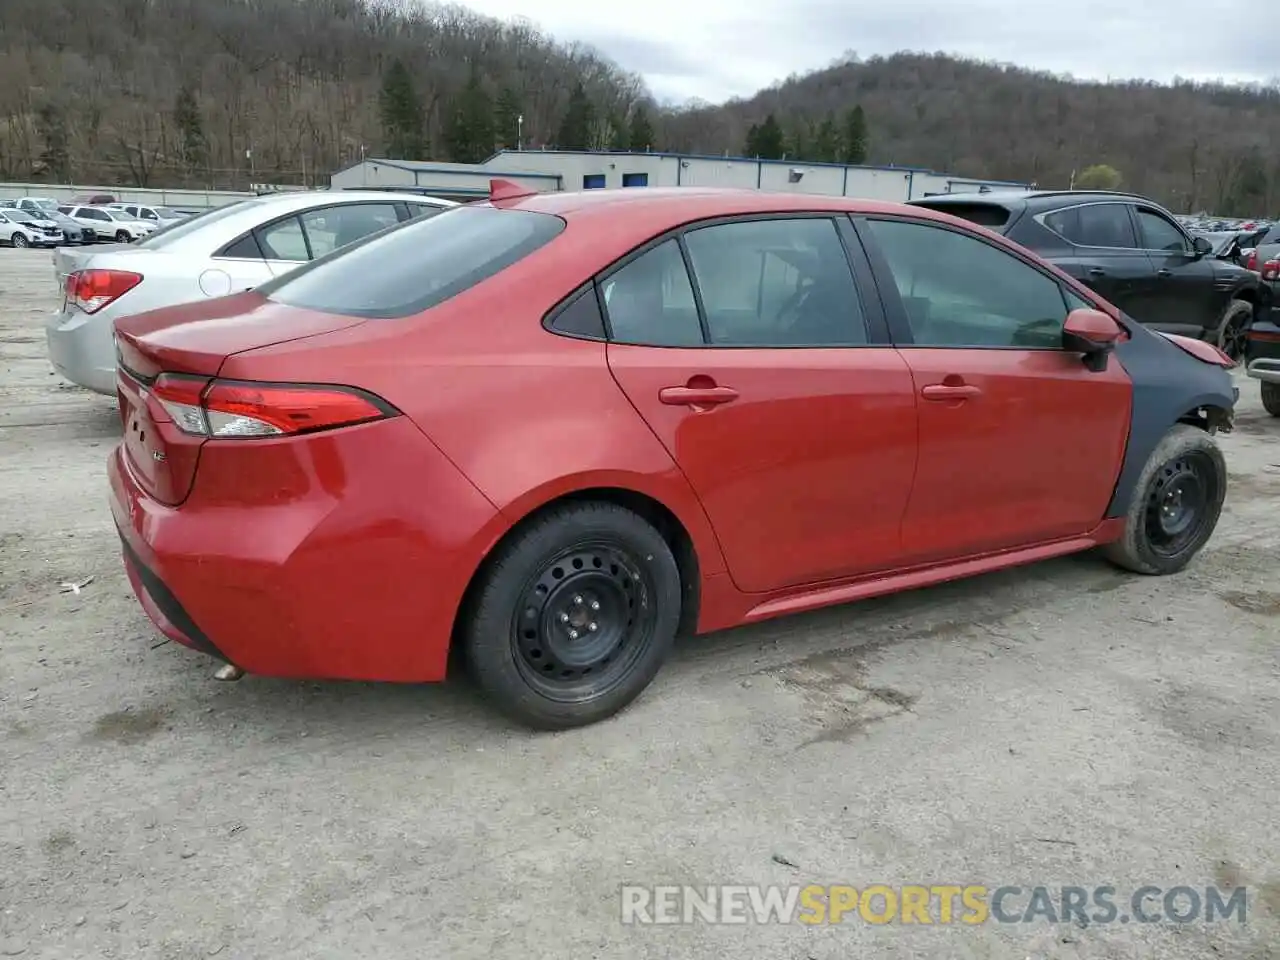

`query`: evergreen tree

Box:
[173,86,207,170]
[379,59,426,160]
[608,112,630,151]
[444,68,495,163]
[556,82,594,150]
[812,113,839,163]
[628,106,654,151]
[493,86,522,149]
[841,105,868,165]
[36,104,70,181]
[754,113,785,160]
[744,123,760,158]
[788,122,809,161]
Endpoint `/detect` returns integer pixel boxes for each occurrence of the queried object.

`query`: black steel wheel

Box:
[465,502,683,729]
[1142,452,1219,561]
[1103,424,1226,575]
[511,542,658,702]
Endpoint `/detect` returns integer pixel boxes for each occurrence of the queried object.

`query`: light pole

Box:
[517,114,524,151]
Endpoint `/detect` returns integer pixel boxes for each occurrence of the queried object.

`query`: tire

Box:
[1102,424,1226,575]
[464,502,683,730]
[1262,381,1280,417]
[1215,299,1252,362]
[11,232,28,248]
[115,230,131,243]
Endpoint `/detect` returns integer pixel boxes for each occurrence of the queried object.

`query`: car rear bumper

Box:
[107,416,504,683]
[1245,320,1280,383]
[45,306,117,394]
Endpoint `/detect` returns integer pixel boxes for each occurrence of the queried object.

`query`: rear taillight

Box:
[1262,259,1280,282]
[150,374,396,438]
[65,269,142,313]
[1245,250,1258,271]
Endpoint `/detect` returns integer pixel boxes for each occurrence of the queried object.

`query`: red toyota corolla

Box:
[110,182,1237,729]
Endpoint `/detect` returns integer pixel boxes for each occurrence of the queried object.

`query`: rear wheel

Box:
[1262,381,1280,417]
[1215,299,1253,362]
[1102,424,1226,575]
[464,502,682,730]
[11,232,28,248]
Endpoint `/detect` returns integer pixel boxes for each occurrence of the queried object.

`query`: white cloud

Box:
[459,0,1277,104]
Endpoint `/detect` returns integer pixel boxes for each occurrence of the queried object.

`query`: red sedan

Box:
[110,182,1236,729]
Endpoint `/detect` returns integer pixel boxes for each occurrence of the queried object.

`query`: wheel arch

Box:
[450,479,721,666]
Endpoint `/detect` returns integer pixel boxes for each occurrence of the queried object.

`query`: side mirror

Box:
[1193,235,1213,257]
[1063,307,1123,371]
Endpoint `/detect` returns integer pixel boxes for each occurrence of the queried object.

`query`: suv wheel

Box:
[11,232,28,248]
[114,229,131,243]
[1215,299,1253,362]
[1262,381,1280,417]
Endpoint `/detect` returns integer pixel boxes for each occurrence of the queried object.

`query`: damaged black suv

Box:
[910,190,1264,361]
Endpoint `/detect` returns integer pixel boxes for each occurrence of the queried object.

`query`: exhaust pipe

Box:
[213,663,246,682]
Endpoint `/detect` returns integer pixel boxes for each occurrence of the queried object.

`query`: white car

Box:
[107,202,189,227]
[0,208,64,248]
[58,205,156,243]
[15,197,62,217]
[47,190,456,394]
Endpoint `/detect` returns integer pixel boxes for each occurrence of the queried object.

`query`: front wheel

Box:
[1216,299,1253,362]
[1262,381,1280,417]
[464,502,683,730]
[1102,424,1226,575]
[115,230,131,243]
[11,232,28,248]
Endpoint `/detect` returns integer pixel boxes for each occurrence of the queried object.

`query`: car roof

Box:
[913,189,1167,210]
[490,186,962,232]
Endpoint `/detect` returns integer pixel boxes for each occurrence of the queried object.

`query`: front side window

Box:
[866,218,1068,349]
[1136,209,1190,252]
[683,218,866,346]
[1043,203,1137,248]
[599,239,703,346]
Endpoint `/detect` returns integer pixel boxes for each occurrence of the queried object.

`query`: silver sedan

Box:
[46,190,456,395]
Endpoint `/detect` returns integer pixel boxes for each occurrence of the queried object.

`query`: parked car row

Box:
[0,196,191,247]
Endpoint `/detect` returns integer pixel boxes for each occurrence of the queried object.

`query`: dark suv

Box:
[909,190,1263,360]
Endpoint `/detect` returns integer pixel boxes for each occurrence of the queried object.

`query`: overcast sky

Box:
[460,0,1273,104]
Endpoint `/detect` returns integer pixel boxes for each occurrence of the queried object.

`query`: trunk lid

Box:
[114,293,367,505]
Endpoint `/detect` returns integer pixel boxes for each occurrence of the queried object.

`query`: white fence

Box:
[0,182,262,210]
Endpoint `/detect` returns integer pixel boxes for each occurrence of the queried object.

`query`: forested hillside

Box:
[3,0,1278,215]
[664,53,1280,215]
[0,0,652,188]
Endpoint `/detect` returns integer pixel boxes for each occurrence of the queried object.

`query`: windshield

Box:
[8,210,37,223]
[260,206,565,319]
[134,201,255,249]
[153,207,183,218]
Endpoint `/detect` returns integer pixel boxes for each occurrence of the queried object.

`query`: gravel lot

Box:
[2,246,1279,960]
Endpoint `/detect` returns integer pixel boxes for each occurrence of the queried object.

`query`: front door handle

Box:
[658,385,739,407]
[921,383,982,401]
[1156,269,1173,278]
[1087,267,1106,277]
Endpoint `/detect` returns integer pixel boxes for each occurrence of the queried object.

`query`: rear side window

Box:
[1043,203,1137,248]
[261,206,564,319]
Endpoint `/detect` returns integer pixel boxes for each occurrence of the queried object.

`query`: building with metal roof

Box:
[329,150,1029,203]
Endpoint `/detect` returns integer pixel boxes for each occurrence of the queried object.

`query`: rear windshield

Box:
[260,206,565,319]
[134,201,255,249]
[913,201,1011,230]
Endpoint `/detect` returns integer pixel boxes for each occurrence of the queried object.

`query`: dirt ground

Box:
[1,245,1279,960]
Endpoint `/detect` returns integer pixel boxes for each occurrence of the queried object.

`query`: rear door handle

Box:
[1087,267,1106,277]
[1156,269,1173,278]
[921,384,982,401]
[658,385,739,406]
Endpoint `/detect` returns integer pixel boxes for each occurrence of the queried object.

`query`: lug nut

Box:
[573,595,584,605]
[588,622,598,632]
[567,629,579,640]
[559,612,570,623]
[589,600,600,611]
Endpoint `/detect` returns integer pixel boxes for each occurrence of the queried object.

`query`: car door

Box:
[602,216,919,594]
[1134,205,1219,333]
[1038,201,1156,319]
[856,214,1132,564]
